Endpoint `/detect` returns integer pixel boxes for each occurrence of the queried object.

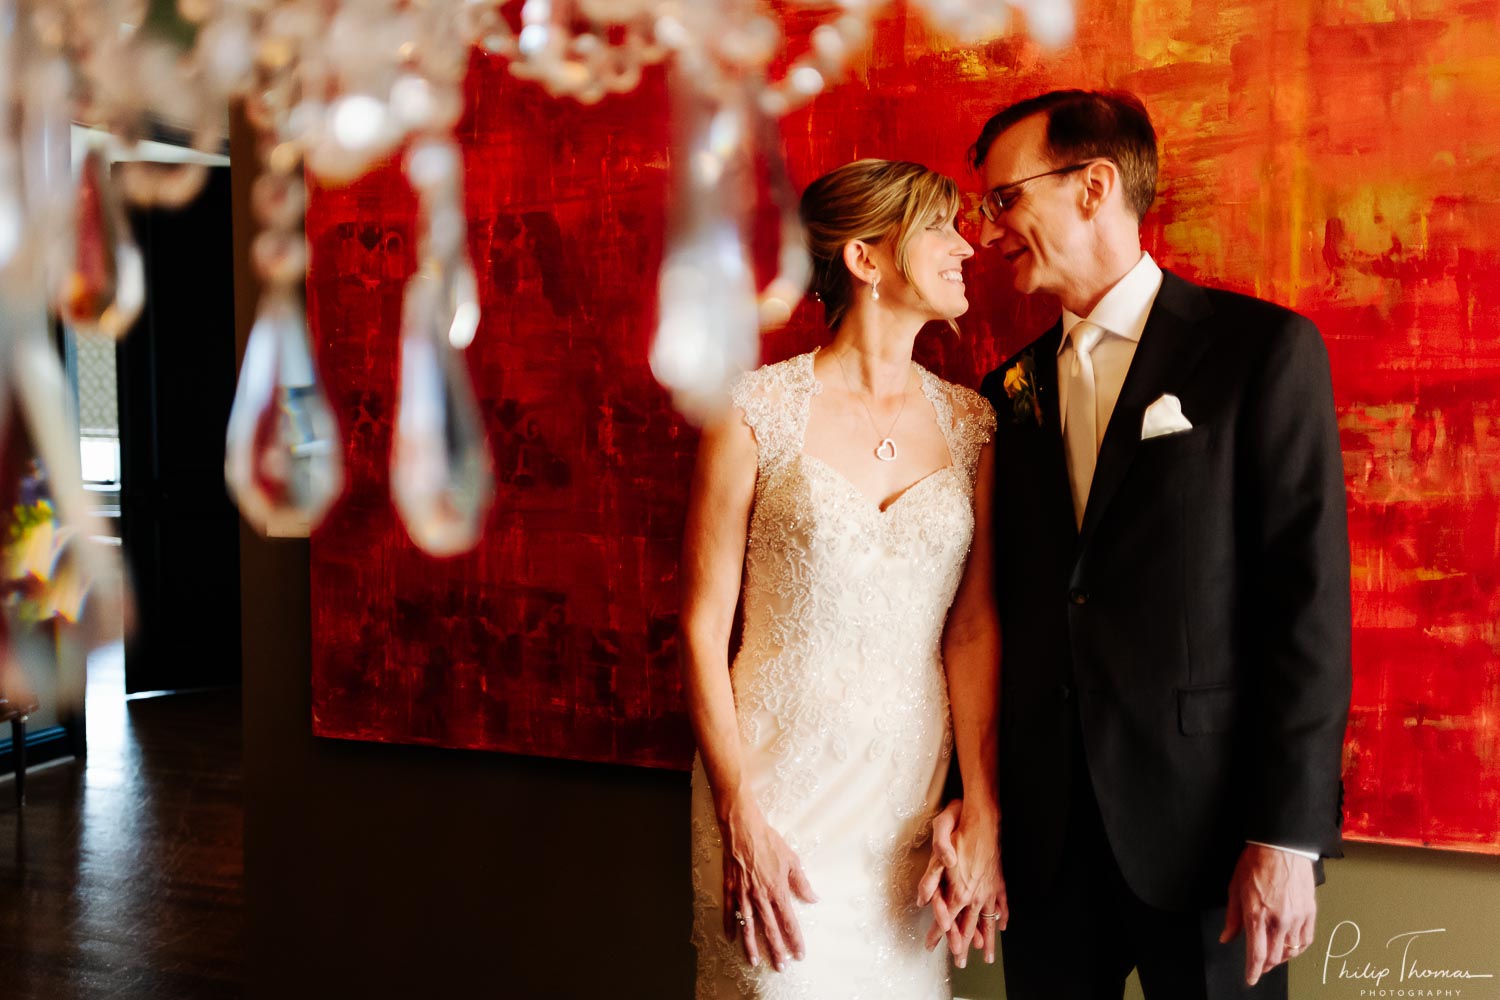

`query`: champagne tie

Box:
[1063,321,1105,529]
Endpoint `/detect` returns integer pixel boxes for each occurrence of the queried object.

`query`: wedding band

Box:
[981,911,1002,921]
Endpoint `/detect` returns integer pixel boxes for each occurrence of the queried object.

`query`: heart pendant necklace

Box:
[832,348,912,463]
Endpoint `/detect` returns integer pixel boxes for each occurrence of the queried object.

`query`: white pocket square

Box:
[1141,393,1194,440]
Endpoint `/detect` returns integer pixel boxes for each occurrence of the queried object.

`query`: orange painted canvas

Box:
[307,1,1500,852]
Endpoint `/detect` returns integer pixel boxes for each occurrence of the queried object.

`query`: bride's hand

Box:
[920,800,1005,964]
[720,796,819,972]
[918,800,970,957]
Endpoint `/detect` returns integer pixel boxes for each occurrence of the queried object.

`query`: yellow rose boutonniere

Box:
[1003,351,1043,426]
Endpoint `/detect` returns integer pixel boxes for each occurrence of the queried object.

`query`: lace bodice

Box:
[688,349,997,1000]
[728,350,996,794]
[729,350,990,665]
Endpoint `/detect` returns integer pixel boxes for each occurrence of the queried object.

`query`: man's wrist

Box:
[1246,839,1319,862]
[958,799,1000,832]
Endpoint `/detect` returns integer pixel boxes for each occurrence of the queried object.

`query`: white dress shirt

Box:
[1058,252,1319,864]
[1057,252,1163,444]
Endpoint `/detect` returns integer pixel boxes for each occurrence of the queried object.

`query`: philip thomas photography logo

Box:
[1321,919,1495,997]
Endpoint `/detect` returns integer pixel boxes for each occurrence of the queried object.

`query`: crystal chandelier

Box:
[0,0,1076,585]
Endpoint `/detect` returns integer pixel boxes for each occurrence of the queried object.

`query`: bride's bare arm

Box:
[928,435,1006,962]
[680,404,757,849]
[942,438,1001,829]
[680,400,816,972]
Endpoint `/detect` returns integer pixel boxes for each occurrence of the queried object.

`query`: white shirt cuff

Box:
[1246,840,1320,862]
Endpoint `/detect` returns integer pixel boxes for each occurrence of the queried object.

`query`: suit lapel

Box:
[1078,271,1215,543]
[1025,323,1078,544]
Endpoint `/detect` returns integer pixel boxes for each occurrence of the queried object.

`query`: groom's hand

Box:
[1220,844,1317,986]
[920,799,1006,967]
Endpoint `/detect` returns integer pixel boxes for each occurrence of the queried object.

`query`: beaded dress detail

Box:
[690,350,997,1000]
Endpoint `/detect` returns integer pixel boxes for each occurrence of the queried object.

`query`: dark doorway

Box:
[117,166,242,694]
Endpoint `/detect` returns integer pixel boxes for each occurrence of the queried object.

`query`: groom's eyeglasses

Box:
[979,160,1103,222]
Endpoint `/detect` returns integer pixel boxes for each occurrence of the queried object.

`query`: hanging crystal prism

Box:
[0,0,27,277]
[390,258,494,557]
[1016,0,1076,48]
[751,90,810,329]
[20,54,79,297]
[0,161,20,278]
[651,218,758,423]
[223,291,344,535]
[445,258,481,350]
[649,70,760,424]
[54,146,145,339]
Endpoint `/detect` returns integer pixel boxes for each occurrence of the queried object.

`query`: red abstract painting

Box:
[308,2,1500,851]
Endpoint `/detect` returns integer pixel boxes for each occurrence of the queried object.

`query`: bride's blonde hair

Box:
[800,159,962,334]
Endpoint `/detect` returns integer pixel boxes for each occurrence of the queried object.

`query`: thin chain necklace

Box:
[831,347,912,463]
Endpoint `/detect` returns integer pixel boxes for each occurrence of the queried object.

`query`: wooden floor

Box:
[0,645,243,998]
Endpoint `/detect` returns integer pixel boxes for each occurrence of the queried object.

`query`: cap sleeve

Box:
[728,355,816,474]
[947,383,997,487]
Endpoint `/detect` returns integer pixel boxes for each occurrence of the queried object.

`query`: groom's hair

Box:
[969,90,1158,220]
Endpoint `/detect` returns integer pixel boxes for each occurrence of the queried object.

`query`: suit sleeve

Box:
[1239,316,1353,857]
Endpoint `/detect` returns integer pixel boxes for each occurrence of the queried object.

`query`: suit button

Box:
[1059,683,1073,701]
[1069,589,1088,605]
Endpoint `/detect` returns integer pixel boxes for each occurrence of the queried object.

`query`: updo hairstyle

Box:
[799,159,961,333]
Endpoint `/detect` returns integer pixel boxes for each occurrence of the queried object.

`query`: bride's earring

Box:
[870,274,880,302]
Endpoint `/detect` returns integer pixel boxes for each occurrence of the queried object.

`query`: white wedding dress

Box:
[690,349,997,1000]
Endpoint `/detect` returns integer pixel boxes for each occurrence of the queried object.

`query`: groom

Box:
[930,90,1352,998]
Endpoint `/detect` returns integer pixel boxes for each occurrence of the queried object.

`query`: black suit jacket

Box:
[977,270,1352,913]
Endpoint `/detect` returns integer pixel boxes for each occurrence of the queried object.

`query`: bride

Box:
[680,158,1006,998]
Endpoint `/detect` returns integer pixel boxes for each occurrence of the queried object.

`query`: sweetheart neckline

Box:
[797,453,958,515]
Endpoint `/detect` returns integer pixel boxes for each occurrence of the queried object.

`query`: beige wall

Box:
[953,842,1500,999]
